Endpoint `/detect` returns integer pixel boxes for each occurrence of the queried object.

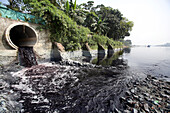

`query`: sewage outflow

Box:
[18,47,37,67]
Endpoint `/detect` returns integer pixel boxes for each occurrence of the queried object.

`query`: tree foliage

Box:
[4,0,23,12]
[75,2,134,40]
[6,0,134,50]
[121,39,132,46]
[27,0,91,51]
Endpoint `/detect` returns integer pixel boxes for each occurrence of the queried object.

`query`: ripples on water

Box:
[123,47,170,81]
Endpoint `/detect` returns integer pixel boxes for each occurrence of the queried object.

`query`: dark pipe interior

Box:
[10,25,37,47]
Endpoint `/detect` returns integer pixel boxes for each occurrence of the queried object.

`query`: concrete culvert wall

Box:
[5,23,38,49]
[0,18,52,65]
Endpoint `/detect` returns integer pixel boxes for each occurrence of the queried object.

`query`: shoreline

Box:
[0,60,169,112]
[118,75,170,113]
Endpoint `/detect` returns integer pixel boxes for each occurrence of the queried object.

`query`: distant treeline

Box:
[157,43,170,47]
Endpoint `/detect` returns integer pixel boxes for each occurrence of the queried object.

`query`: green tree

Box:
[91,16,109,35]
[79,1,94,11]
[65,0,77,17]
[84,12,97,31]
[28,0,91,51]
[50,0,66,9]
[5,0,23,12]
[22,0,66,12]
[19,0,133,50]
[121,39,132,46]
[119,17,134,38]
[93,5,133,40]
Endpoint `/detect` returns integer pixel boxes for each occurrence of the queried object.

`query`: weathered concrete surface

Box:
[54,42,65,52]
[82,43,92,58]
[0,17,52,65]
[50,42,62,62]
[107,44,114,58]
[98,43,105,60]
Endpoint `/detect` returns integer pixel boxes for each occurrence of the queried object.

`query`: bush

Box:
[86,34,123,49]
[29,0,92,51]
[92,34,108,46]
[29,0,123,51]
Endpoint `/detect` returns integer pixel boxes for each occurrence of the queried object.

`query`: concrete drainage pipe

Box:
[5,23,38,49]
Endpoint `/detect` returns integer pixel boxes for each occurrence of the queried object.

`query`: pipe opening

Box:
[5,23,38,67]
[9,25,37,48]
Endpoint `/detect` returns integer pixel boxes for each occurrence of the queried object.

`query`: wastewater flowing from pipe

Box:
[18,47,38,67]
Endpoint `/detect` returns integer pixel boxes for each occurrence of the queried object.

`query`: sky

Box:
[1,0,170,45]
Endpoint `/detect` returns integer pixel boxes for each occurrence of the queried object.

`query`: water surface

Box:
[80,47,170,81]
[123,47,170,81]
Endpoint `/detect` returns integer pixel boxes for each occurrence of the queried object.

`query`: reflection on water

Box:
[123,47,131,53]
[84,49,127,67]
[107,48,114,58]
[82,50,92,62]
[74,48,129,67]
[78,47,170,80]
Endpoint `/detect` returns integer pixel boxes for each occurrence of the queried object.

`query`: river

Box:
[79,46,170,82]
[1,46,170,112]
[123,47,170,81]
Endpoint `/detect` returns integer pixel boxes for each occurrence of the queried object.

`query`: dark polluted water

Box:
[9,48,139,113]
[18,47,38,67]
[11,60,135,113]
[0,47,170,112]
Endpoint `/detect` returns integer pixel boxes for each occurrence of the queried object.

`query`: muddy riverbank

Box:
[0,60,169,112]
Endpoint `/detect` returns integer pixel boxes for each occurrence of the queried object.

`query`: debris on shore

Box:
[0,61,169,112]
[119,75,170,113]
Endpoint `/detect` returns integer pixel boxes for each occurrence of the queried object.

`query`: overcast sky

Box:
[1,0,170,45]
[77,0,170,45]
